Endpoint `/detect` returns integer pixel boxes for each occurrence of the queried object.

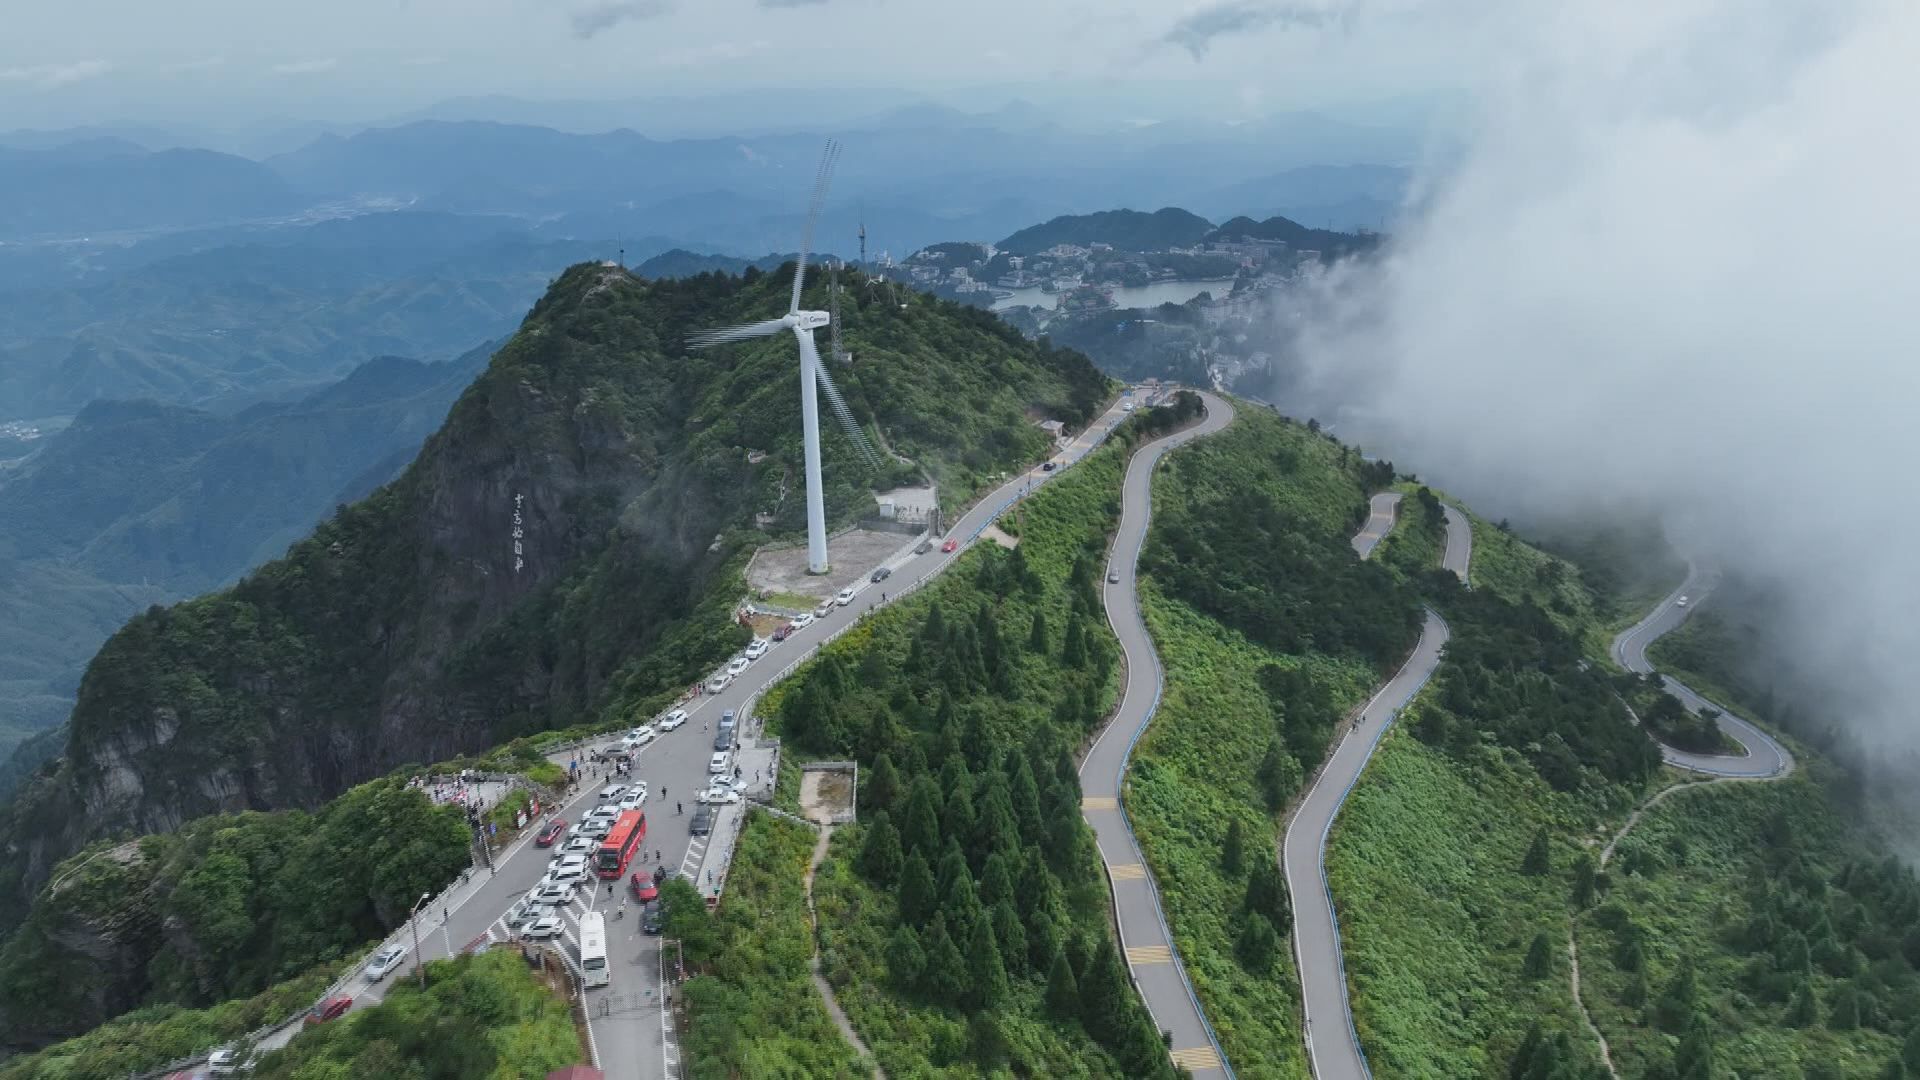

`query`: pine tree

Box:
[1522,828,1552,875]
[1010,759,1044,844]
[945,780,978,850]
[1028,609,1050,655]
[1045,947,1079,1019]
[1674,1013,1715,1079]
[1784,981,1818,1027]
[1063,611,1088,668]
[859,812,904,886]
[1236,913,1281,973]
[980,852,1014,909]
[922,916,969,1002]
[1617,934,1645,973]
[1221,818,1246,876]
[864,752,902,816]
[1080,936,1133,1035]
[975,786,1020,864]
[886,922,926,991]
[967,916,1010,1009]
[1655,964,1698,1033]
[992,900,1029,976]
[898,852,936,925]
[1016,846,1059,922]
[1524,931,1554,979]
[901,776,942,856]
[1257,737,1299,811]
[1243,859,1291,927]
[1572,854,1597,909]
[1026,906,1059,973]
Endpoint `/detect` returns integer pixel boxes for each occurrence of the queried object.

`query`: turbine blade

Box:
[686,318,788,349]
[790,139,841,313]
[814,354,882,469]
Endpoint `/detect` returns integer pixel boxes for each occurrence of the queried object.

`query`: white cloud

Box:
[0,60,112,88]
[1280,0,1920,767]
[271,58,339,75]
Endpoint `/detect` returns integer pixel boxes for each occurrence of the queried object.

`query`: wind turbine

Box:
[688,140,878,575]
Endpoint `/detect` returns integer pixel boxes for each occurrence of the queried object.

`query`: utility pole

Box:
[410,892,431,990]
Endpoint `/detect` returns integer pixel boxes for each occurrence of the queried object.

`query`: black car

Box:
[1042,461,1057,472]
[870,566,892,583]
[914,539,933,555]
[642,901,663,935]
[690,804,715,836]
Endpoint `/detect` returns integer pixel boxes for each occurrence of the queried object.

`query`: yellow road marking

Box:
[1171,1047,1223,1069]
[1108,862,1147,880]
[1081,796,1118,810]
[1126,944,1172,964]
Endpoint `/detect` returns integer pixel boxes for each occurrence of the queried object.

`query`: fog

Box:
[1277,0,1920,778]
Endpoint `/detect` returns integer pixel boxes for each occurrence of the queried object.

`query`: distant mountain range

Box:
[0,343,493,775]
[997,208,1215,254]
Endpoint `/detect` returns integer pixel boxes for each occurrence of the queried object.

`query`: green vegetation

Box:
[1577,773,1918,1078]
[0,779,468,1044]
[1202,215,1381,260]
[0,963,342,1080]
[1327,732,1602,1076]
[673,815,868,1078]
[250,948,582,1079]
[1375,484,1446,584]
[702,422,1177,1078]
[1121,407,1417,1077]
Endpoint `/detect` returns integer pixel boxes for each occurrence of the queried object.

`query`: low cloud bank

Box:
[1276,0,1920,770]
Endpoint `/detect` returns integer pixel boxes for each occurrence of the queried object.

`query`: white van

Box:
[579,911,609,989]
[709,751,732,775]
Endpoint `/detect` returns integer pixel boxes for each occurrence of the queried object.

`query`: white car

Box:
[835,587,856,607]
[544,864,590,888]
[726,656,750,676]
[744,639,768,660]
[791,612,815,630]
[559,835,596,856]
[597,784,627,801]
[586,805,619,823]
[576,818,612,840]
[1122,401,1136,412]
[364,942,407,981]
[661,708,688,731]
[628,725,656,746]
[1676,595,1690,608]
[706,673,733,694]
[814,599,835,617]
[699,786,742,805]
[208,1048,246,1075]
[618,790,647,811]
[528,883,571,907]
[549,852,590,874]
[522,914,565,940]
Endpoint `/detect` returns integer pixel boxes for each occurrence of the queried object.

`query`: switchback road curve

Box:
[1283,494,1472,1080]
[1610,566,1792,778]
[1082,390,1237,1080]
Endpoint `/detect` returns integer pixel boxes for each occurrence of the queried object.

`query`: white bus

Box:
[579,911,609,989]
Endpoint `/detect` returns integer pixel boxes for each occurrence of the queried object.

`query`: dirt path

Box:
[803,824,884,1080]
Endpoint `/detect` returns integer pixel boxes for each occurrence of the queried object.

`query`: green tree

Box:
[1221,818,1246,876]
[980,853,1014,909]
[901,776,942,856]
[1045,947,1080,1019]
[921,916,969,1001]
[898,852,936,925]
[1785,981,1818,1027]
[859,813,904,886]
[864,753,902,815]
[1236,914,1280,973]
[992,900,1029,977]
[1257,737,1302,811]
[1028,609,1050,655]
[886,923,926,990]
[1243,859,1291,928]
[967,917,1011,1009]
[1572,854,1597,909]
[1522,828,1552,876]
[1655,964,1698,1033]
[1523,932,1554,979]
[1674,1013,1715,1079]
[1079,936,1131,1034]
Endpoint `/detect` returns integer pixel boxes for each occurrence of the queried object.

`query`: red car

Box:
[771,623,793,642]
[941,538,958,553]
[305,996,353,1025]
[535,819,567,847]
[630,873,659,903]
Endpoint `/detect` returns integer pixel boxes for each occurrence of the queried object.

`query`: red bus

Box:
[596,810,647,879]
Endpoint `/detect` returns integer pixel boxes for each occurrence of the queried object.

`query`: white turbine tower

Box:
[688,141,877,575]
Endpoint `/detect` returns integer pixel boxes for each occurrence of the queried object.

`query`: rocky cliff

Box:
[0,262,1110,909]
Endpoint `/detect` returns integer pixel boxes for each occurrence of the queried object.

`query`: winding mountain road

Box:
[1609,566,1792,778]
[1282,493,1472,1080]
[1082,390,1236,1079]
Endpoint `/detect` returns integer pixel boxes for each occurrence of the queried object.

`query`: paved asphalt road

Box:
[1080,390,1236,1079]
[1349,493,1402,559]
[1610,567,1793,778]
[1282,498,1472,1080]
[247,392,1144,1077]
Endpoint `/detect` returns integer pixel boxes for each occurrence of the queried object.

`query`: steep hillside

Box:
[0,263,1110,907]
[997,208,1215,254]
[1203,214,1380,259]
[0,345,490,773]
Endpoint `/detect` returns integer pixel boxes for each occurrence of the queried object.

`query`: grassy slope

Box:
[1126,409,1391,1079]
[682,814,867,1079]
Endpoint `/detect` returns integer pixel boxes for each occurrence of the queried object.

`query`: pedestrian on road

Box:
[676,802,682,815]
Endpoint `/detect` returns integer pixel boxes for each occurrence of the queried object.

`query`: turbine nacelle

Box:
[791,310,830,332]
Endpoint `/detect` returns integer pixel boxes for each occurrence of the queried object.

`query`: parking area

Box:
[746,527,925,601]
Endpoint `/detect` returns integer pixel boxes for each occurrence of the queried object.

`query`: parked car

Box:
[915,539,934,555]
[522,914,565,940]
[814,599,835,617]
[726,656,750,676]
[641,901,663,935]
[305,996,353,1025]
[744,638,768,660]
[870,566,892,583]
[699,785,742,805]
[598,784,627,801]
[544,863,590,888]
[618,790,647,811]
[791,612,815,629]
[690,804,716,836]
[709,751,732,774]
[942,538,958,553]
[528,883,572,907]
[771,623,794,642]
[586,805,620,823]
[661,708,688,730]
[1042,461,1057,471]
[706,673,732,694]
[207,1047,245,1075]
[629,874,659,903]
[576,818,612,840]
[506,898,547,928]
[535,819,567,847]
[835,587,856,606]
[559,835,595,856]
[363,943,407,981]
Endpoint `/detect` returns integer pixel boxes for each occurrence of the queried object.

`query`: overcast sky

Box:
[2,0,1488,133]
